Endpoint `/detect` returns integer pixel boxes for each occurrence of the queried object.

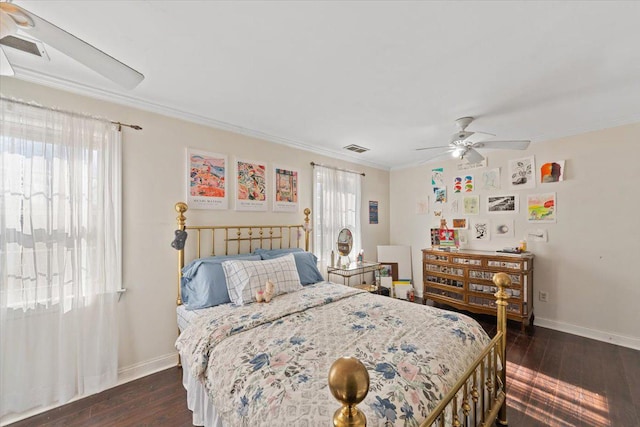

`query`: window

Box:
[312,164,362,268]
[1,98,121,416]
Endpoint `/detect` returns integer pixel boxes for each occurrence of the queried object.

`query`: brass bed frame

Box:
[174,202,509,427]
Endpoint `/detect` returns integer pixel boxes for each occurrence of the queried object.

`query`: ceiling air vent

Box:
[343,144,370,154]
[0,35,49,59]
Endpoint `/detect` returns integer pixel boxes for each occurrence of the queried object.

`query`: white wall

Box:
[390,123,640,349]
[1,77,390,386]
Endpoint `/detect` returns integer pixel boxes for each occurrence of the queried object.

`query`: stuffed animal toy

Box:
[264,280,275,303]
[170,229,188,250]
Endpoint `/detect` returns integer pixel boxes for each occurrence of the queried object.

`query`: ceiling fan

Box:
[416,117,531,163]
[0,1,144,89]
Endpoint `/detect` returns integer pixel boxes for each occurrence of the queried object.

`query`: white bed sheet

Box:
[177,305,226,427]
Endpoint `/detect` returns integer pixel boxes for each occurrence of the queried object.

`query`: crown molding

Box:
[10,67,390,171]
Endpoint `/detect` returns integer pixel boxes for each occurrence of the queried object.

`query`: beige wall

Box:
[1,77,390,382]
[390,123,640,349]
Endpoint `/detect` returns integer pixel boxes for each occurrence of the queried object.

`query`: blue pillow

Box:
[181,254,261,310]
[259,251,324,285]
[253,247,304,257]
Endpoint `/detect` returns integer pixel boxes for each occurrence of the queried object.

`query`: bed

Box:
[172,202,510,426]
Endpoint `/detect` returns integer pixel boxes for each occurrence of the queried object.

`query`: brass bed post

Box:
[175,202,188,306]
[493,272,511,426]
[303,208,311,251]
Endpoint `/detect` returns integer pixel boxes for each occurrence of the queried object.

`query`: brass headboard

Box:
[174,202,311,305]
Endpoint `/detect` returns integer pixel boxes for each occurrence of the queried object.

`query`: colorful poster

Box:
[187,148,228,210]
[455,175,474,193]
[235,158,267,211]
[481,168,501,190]
[509,156,536,189]
[273,165,299,212]
[451,218,468,229]
[369,201,379,224]
[463,195,479,215]
[431,168,444,187]
[540,161,565,183]
[433,186,447,203]
[438,229,459,247]
[527,193,557,223]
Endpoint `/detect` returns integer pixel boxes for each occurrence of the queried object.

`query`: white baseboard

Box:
[0,352,179,426]
[117,351,179,385]
[535,317,640,350]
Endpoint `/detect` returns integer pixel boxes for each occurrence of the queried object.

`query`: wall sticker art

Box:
[450,198,460,214]
[486,194,519,214]
[433,186,447,203]
[481,168,501,190]
[457,158,487,170]
[509,156,536,189]
[471,219,490,240]
[273,165,299,212]
[540,161,565,183]
[493,219,515,238]
[235,158,267,211]
[526,229,548,242]
[187,148,228,210]
[451,218,468,229]
[431,167,444,187]
[416,198,429,215]
[527,192,556,223]
[463,195,479,215]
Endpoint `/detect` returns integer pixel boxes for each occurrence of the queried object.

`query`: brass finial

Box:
[328,357,369,427]
[492,272,511,302]
[175,202,188,227]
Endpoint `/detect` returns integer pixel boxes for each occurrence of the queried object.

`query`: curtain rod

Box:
[310,161,365,177]
[0,96,142,131]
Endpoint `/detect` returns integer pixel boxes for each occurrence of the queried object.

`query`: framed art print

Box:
[273,165,299,212]
[187,148,228,210]
[235,158,267,211]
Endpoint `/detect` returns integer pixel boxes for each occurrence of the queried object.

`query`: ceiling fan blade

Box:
[0,7,18,39]
[478,140,531,150]
[462,147,485,164]
[465,131,495,144]
[0,47,14,76]
[415,145,451,151]
[1,3,144,89]
[418,148,457,164]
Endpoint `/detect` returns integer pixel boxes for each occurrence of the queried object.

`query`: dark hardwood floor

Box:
[8,309,640,427]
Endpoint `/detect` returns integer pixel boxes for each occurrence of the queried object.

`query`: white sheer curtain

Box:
[0,98,121,421]
[312,165,362,270]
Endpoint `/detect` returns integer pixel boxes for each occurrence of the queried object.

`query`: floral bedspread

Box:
[176,282,491,426]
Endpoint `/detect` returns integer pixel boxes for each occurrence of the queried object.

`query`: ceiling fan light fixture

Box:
[452,147,464,158]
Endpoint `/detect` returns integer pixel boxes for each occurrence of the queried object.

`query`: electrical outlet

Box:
[539,291,548,302]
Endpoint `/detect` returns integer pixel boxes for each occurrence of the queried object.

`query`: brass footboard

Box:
[329,273,512,427]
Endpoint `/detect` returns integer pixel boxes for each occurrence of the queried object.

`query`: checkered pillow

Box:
[222,253,302,305]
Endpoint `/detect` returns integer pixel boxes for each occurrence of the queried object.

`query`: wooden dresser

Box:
[422,248,534,330]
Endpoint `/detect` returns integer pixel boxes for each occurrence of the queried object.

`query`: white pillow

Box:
[222,253,302,305]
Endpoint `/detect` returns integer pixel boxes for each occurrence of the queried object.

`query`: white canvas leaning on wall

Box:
[377,245,413,283]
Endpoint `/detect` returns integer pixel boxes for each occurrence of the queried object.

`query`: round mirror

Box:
[337,228,353,257]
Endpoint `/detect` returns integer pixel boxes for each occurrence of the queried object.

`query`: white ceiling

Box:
[3,1,640,170]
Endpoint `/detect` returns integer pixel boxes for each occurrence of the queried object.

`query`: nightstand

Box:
[327,261,383,287]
